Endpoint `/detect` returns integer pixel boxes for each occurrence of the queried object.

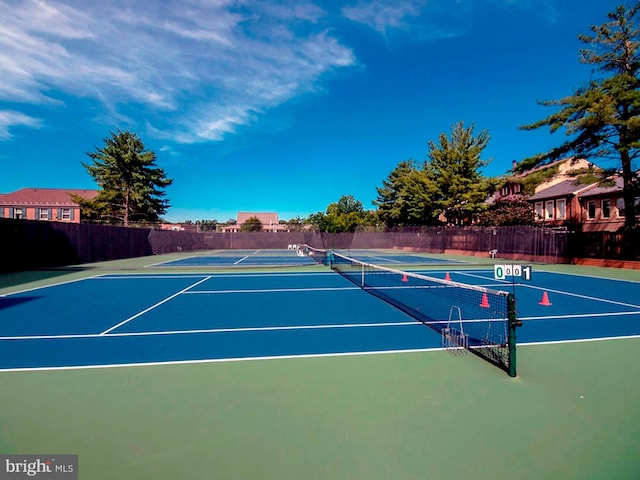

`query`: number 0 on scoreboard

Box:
[494,264,532,281]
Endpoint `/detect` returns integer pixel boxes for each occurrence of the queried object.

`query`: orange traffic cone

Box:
[401,273,408,282]
[539,291,552,306]
[479,293,490,308]
[445,272,451,281]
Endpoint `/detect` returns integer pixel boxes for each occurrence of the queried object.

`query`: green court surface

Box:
[0,339,638,479]
[1,253,639,479]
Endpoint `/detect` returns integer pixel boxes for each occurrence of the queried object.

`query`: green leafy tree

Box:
[240,216,263,232]
[305,211,329,231]
[82,130,172,225]
[307,195,371,232]
[426,121,497,225]
[374,160,442,227]
[477,198,537,226]
[197,220,218,232]
[520,2,640,228]
[375,123,494,227]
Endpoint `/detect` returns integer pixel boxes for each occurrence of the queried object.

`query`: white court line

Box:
[3,335,640,373]
[145,255,200,268]
[519,334,640,346]
[454,271,515,287]
[0,274,103,297]
[233,256,249,265]
[518,311,640,322]
[97,271,336,279]
[522,284,640,309]
[99,275,212,335]
[13,310,636,342]
[455,271,640,309]
[184,286,360,294]
[0,347,447,373]
[0,321,420,341]
[96,274,210,280]
[542,269,640,284]
[366,255,403,264]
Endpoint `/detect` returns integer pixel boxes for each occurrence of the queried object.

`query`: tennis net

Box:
[329,251,519,377]
[297,244,329,265]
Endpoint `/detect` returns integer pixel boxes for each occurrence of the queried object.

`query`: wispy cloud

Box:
[0,111,42,140]
[0,0,355,143]
[341,0,426,35]
[0,0,558,143]
[340,0,559,40]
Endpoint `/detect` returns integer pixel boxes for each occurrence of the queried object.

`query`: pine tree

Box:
[374,160,416,227]
[426,121,496,226]
[82,130,172,226]
[520,2,640,228]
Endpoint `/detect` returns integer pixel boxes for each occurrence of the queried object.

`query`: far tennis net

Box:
[328,251,520,377]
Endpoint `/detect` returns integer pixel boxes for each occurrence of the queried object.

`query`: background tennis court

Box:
[148,248,466,268]
[0,250,638,479]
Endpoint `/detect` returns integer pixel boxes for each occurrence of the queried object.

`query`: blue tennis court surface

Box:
[149,248,464,267]
[333,249,467,265]
[1,269,639,371]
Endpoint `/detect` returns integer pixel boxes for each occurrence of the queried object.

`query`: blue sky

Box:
[0,0,626,222]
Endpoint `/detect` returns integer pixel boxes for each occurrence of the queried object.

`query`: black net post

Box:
[507,293,520,378]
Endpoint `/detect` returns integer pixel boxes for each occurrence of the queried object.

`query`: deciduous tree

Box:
[307,195,371,232]
[240,216,263,232]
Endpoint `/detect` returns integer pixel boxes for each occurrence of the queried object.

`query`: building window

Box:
[556,199,566,220]
[617,197,625,217]
[61,208,71,220]
[14,208,23,220]
[534,202,543,220]
[602,199,611,219]
[587,201,596,220]
[545,200,555,220]
[39,208,49,220]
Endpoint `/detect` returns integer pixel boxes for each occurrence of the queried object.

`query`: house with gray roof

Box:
[528,180,594,229]
[527,175,635,232]
[577,176,628,232]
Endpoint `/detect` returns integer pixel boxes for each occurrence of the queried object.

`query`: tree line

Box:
[78,3,639,232]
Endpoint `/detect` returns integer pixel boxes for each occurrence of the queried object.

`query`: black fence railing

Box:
[1,218,638,273]
[568,230,640,261]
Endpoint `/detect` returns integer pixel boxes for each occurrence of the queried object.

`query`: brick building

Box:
[0,188,99,223]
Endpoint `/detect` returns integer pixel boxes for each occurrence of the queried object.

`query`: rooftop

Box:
[0,188,100,206]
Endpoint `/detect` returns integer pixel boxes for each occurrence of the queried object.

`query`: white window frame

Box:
[39,208,49,220]
[534,202,543,220]
[601,199,611,219]
[545,200,555,220]
[616,197,625,218]
[556,199,566,220]
[61,208,71,220]
[587,200,596,220]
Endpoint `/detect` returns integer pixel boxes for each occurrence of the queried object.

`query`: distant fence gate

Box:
[1,219,638,273]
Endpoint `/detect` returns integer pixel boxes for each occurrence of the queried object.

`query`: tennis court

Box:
[0,252,639,479]
[1,264,638,370]
[147,248,465,268]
